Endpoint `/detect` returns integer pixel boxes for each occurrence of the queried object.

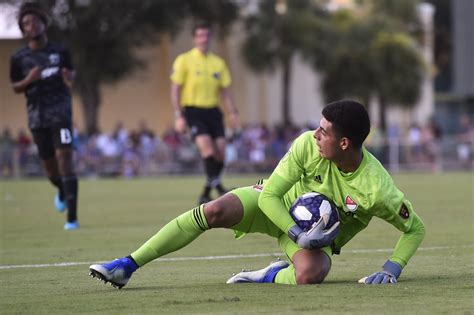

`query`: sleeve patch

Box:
[399,203,410,219]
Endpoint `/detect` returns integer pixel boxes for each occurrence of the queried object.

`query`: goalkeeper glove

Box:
[288,218,340,250]
[359,260,402,284]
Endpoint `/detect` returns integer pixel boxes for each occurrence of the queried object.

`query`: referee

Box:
[9,2,79,230]
[171,22,240,204]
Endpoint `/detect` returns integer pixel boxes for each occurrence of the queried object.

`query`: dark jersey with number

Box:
[10,42,73,129]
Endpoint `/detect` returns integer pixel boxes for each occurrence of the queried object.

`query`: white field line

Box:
[1,244,473,271]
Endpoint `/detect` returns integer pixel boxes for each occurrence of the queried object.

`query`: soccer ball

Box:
[289,192,339,231]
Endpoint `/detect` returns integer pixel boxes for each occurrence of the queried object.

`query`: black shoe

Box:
[216,185,229,196]
[198,195,212,205]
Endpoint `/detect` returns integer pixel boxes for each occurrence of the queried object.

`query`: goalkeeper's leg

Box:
[89,193,244,288]
[131,193,243,266]
[274,235,332,285]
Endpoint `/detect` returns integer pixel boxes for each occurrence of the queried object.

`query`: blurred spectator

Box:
[113,121,129,151]
[96,132,121,176]
[122,138,140,178]
[0,128,15,177]
[407,123,423,165]
[16,129,32,173]
[80,133,102,176]
[456,115,473,169]
[366,122,385,163]
[422,119,442,172]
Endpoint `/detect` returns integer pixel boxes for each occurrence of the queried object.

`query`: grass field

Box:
[1,173,473,314]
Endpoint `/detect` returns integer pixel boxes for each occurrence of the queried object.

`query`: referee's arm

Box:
[220,87,240,130]
[171,83,183,116]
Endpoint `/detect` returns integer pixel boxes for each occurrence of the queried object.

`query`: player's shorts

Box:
[230,181,332,263]
[31,126,73,160]
[183,106,225,140]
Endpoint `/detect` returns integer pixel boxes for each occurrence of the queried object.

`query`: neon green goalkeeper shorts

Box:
[230,182,332,262]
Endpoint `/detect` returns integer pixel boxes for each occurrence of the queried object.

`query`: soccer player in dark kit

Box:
[9,2,79,230]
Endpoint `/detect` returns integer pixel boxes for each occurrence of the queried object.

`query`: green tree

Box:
[12,0,239,134]
[311,3,425,132]
[241,0,323,125]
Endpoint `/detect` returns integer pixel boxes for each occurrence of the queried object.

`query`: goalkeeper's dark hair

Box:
[322,100,370,149]
[17,1,49,32]
[192,21,212,36]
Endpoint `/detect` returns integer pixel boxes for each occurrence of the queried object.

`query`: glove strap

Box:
[288,225,303,243]
[383,260,402,279]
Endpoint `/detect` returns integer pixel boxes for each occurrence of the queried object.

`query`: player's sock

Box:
[274,263,297,285]
[131,204,210,266]
[62,175,78,222]
[48,176,64,200]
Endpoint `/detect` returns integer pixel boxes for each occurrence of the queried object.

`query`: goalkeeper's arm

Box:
[360,211,425,284]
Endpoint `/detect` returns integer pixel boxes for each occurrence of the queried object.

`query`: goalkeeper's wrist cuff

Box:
[383,260,402,279]
[288,225,303,243]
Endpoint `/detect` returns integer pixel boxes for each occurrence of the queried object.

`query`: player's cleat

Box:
[64,221,79,230]
[226,259,289,284]
[89,257,138,289]
[54,193,66,213]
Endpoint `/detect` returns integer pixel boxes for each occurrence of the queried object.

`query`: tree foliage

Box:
[308,1,425,131]
[241,0,324,125]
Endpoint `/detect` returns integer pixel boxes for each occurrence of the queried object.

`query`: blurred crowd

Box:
[1,117,473,178]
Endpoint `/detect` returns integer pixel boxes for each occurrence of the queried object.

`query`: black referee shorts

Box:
[31,126,73,160]
[183,106,225,140]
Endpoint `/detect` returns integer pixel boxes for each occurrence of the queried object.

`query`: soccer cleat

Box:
[226,259,289,284]
[64,221,80,230]
[89,257,138,289]
[54,193,66,213]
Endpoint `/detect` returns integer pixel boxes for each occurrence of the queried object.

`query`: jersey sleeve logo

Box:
[345,195,358,212]
[399,203,410,219]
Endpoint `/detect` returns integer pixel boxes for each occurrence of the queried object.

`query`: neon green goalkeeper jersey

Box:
[259,131,425,268]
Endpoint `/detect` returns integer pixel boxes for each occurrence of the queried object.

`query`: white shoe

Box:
[226,259,289,283]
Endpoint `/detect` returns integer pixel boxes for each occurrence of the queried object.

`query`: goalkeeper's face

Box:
[314,118,345,161]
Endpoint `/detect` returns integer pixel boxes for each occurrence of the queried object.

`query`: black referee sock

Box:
[203,157,220,197]
[62,175,78,222]
[48,176,64,200]
[214,160,227,194]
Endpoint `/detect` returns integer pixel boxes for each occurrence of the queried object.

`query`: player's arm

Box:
[10,56,41,94]
[360,198,426,285]
[170,55,186,133]
[258,132,338,249]
[170,83,183,117]
[170,83,187,134]
[61,47,75,89]
[258,172,296,234]
[219,61,239,130]
[220,87,240,131]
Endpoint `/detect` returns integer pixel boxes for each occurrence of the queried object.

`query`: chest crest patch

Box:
[345,195,358,212]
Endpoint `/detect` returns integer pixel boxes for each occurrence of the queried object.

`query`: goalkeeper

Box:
[89,100,425,287]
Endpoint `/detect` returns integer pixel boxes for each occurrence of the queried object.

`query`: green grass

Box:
[1,173,473,314]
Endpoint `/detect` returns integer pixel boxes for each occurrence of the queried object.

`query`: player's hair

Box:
[18,1,49,32]
[192,21,212,36]
[322,100,370,149]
